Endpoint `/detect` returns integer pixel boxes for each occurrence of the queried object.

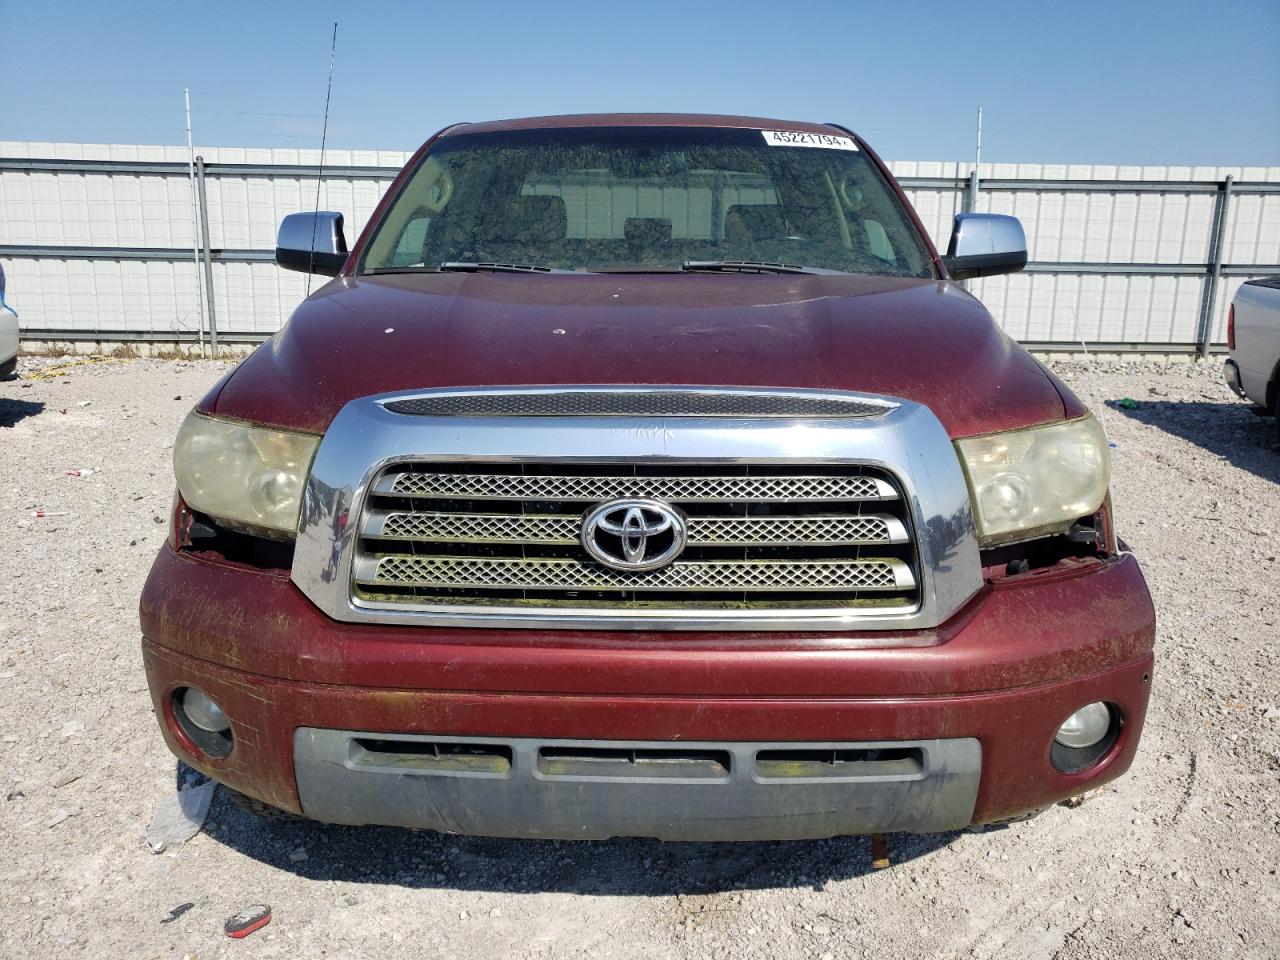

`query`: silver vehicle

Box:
[1224,277,1280,433]
[0,264,18,380]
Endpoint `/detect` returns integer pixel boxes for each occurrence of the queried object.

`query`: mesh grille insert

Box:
[382,390,895,419]
[353,462,920,615]
[362,555,910,592]
[379,471,895,502]
[366,511,907,547]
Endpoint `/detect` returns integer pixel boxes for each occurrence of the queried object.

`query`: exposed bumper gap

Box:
[350,738,513,775]
[755,747,924,779]
[537,746,732,780]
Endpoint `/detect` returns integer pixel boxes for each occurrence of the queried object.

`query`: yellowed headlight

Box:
[955,415,1110,546]
[173,413,319,536]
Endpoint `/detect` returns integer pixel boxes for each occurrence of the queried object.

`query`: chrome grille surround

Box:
[291,385,983,633]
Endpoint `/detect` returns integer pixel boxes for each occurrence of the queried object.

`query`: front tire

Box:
[225,787,307,822]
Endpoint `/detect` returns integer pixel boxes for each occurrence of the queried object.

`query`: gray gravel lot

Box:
[0,354,1277,960]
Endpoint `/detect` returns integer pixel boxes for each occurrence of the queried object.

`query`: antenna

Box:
[307,22,339,295]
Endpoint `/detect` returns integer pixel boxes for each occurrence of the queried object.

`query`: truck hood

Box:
[206,272,1076,438]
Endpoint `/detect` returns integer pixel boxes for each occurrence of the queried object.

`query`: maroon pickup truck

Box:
[140,114,1155,840]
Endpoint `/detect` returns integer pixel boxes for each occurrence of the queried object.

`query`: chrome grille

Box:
[353,462,920,614]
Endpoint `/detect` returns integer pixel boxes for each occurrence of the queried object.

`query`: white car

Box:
[1224,277,1280,432]
[0,264,16,379]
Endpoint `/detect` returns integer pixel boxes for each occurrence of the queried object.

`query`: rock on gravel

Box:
[0,355,1277,959]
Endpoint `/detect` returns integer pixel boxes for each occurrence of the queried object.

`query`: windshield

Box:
[360,126,935,277]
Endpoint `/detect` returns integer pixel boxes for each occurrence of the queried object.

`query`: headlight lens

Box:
[955,415,1110,546]
[173,413,319,536]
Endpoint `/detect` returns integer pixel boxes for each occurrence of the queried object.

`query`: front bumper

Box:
[141,547,1155,838]
[295,730,981,840]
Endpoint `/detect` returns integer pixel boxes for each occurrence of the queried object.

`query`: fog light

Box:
[1055,701,1111,749]
[173,686,234,758]
[181,687,230,733]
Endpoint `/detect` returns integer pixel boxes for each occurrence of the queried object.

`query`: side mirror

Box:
[943,213,1027,280]
[276,212,348,276]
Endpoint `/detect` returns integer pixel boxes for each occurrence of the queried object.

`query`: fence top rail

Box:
[0,157,397,179]
[900,177,1280,194]
[2,156,1279,194]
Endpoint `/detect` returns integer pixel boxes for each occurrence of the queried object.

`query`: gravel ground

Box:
[1,354,1277,960]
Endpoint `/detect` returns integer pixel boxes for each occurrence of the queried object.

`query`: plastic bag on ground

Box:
[145,781,215,853]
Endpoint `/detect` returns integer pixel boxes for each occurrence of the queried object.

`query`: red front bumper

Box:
[140,546,1155,828]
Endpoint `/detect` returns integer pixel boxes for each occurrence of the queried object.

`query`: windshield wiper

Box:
[363,262,572,275]
[370,260,817,276]
[681,260,819,275]
[440,261,575,274]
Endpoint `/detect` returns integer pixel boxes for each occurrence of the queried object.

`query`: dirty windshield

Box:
[360,126,935,277]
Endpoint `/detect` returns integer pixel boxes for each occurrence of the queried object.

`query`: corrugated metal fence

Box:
[2,142,1278,353]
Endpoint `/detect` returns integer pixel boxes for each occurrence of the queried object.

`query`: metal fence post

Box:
[195,156,219,356]
[1196,175,1234,358]
[961,169,979,214]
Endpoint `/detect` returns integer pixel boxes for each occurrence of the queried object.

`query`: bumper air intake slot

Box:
[754,747,924,780]
[536,746,732,780]
[349,738,513,776]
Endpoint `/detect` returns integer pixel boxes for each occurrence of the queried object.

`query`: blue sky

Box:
[3,0,1277,164]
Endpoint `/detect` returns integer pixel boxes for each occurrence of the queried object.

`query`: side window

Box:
[833,165,926,272]
[863,220,897,263]
[520,173,776,241]
[392,216,431,265]
[362,156,454,268]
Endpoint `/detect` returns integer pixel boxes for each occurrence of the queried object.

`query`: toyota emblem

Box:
[581,499,687,572]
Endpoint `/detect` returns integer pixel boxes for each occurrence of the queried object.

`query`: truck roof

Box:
[443,113,848,137]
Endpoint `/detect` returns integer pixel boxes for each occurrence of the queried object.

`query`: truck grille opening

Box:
[350,738,513,775]
[351,462,920,616]
[537,746,733,780]
[754,747,924,779]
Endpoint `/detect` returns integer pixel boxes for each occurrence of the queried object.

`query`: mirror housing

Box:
[943,213,1027,280]
[276,212,348,276]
